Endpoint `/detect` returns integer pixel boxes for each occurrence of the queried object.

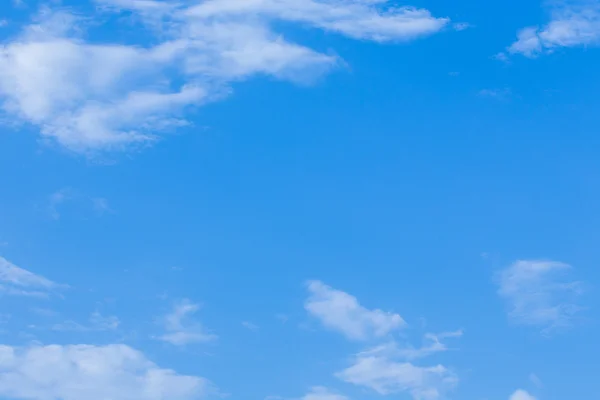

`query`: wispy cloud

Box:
[0,256,65,297]
[302,387,348,400]
[157,299,217,346]
[478,88,511,100]
[0,1,450,154]
[496,260,584,333]
[361,330,463,361]
[305,280,406,341]
[529,373,543,388]
[47,188,110,220]
[52,312,120,332]
[0,344,213,400]
[502,2,600,58]
[241,321,259,332]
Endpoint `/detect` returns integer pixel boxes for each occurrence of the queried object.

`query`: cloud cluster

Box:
[496,260,583,333]
[305,281,459,400]
[0,344,211,400]
[0,0,449,154]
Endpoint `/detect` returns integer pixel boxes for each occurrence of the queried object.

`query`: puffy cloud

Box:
[0,343,212,400]
[305,280,405,341]
[496,260,583,332]
[157,299,217,345]
[0,256,64,298]
[0,1,449,154]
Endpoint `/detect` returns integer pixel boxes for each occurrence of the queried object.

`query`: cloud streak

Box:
[0,256,65,298]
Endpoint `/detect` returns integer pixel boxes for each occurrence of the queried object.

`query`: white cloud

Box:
[496,260,583,332]
[305,280,406,341]
[157,299,217,346]
[336,353,457,400]
[0,343,212,400]
[0,256,64,297]
[302,387,347,400]
[506,2,600,57]
[509,389,536,400]
[0,1,449,154]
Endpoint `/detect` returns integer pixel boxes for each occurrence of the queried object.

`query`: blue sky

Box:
[0,1,599,400]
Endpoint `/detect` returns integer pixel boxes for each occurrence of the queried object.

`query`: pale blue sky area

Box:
[0,1,599,400]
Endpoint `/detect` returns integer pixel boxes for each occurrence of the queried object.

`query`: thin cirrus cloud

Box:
[0,256,65,298]
[499,1,600,58]
[0,344,213,400]
[0,0,451,154]
[496,260,584,333]
[157,299,218,346]
[304,280,406,341]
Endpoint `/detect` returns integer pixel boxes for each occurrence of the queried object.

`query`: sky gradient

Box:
[1,1,599,400]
